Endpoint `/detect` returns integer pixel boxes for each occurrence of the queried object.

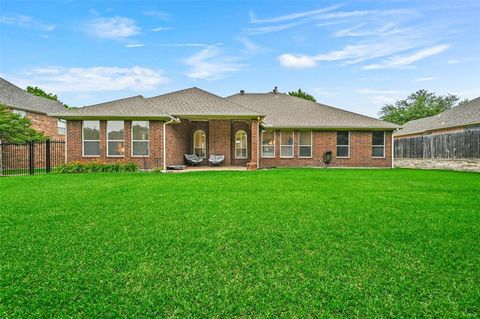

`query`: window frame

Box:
[336,131,350,159]
[193,129,207,158]
[261,130,275,158]
[131,121,150,157]
[372,131,386,158]
[82,120,100,157]
[106,120,125,157]
[234,130,248,159]
[12,109,27,117]
[280,130,294,158]
[298,130,313,158]
[57,119,66,136]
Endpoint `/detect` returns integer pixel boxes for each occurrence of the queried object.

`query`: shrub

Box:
[56,161,139,174]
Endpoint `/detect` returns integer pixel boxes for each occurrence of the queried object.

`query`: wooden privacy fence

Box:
[0,140,65,176]
[394,131,480,159]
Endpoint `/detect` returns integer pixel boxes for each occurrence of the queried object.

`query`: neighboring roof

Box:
[147,87,263,119]
[227,92,399,130]
[0,77,66,114]
[395,97,480,137]
[50,95,171,120]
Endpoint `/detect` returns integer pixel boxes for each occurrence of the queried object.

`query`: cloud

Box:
[85,16,140,39]
[333,22,410,38]
[125,43,144,48]
[143,10,170,20]
[158,43,212,47]
[355,88,403,94]
[185,46,244,81]
[363,44,450,70]
[237,37,264,54]
[412,77,437,82]
[278,54,318,69]
[244,21,303,35]
[0,14,55,31]
[151,27,172,32]
[249,5,341,24]
[9,66,168,93]
[447,59,460,64]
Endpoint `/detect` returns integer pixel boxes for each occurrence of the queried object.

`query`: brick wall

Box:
[7,108,65,141]
[209,120,231,165]
[231,120,251,166]
[165,120,191,166]
[259,130,392,168]
[66,120,163,169]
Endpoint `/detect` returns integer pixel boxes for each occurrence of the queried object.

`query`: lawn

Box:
[0,169,479,318]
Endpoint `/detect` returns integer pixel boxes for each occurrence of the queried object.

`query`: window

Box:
[280,131,294,158]
[235,130,248,159]
[107,121,124,157]
[336,131,350,158]
[12,109,26,117]
[261,130,275,158]
[82,120,100,156]
[372,131,385,157]
[298,131,312,158]
[132,121,149,156]
[58,119,66,135]
[193,130,206,158]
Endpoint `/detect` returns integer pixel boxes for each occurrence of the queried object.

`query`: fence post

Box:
[29,141,35,175]
[46,139,51,173]
[0,141,3,176]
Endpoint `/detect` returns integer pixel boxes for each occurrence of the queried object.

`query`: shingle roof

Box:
[50,95,171,120]
[147,87,263,118]
[227,92,399,130]
[395,97,480,137]
[0,77,66,114]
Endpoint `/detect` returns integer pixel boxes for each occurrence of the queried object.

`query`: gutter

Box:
[162,116,181,172]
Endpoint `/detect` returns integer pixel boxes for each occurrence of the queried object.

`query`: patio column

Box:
[248,118,259,170]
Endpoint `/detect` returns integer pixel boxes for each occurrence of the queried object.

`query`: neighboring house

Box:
[394,97,480,138]
[50,87,399,170]
[0,77,67,140]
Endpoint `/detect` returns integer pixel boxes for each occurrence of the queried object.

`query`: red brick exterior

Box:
[7,108,65,140]
[65,119,393,169]
[259,130,393,168]
[66,120,163,170]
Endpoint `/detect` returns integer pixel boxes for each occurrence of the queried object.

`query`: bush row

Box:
[56,161,139,173]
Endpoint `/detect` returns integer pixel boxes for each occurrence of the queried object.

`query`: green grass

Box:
[1,169,479,318]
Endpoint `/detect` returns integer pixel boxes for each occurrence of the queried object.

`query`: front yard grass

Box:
[0,169,479,318]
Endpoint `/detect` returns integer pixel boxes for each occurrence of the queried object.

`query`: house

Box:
[50,87,399,170]
[0,77,67,140]
[394,97,480,138]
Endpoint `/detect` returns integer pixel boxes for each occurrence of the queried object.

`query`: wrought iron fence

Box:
[0,140,65,176]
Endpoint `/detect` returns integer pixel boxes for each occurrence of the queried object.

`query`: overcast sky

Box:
[1,0,479,117]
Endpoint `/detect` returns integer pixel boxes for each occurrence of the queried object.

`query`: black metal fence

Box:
[394,131,480,159]
[0,140,65,176]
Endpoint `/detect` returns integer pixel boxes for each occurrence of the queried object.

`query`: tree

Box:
[288,89,317,102]
[26,86,70,109]
[0,104,46,143]
[379,90,465,125]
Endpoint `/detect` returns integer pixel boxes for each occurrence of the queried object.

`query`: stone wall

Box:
[394,159,480,172]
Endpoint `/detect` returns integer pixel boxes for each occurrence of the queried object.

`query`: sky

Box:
[0,0,479,117]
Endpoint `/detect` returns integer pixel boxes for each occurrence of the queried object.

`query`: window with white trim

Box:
[132,121,149,156]
[193,129,206,158]
[298,131,312,158]
[372,131,385,157]
[58,119,66,135]
[261,130,275,158]
[12,109,26,117]
[235,130,248,159]
[336,131,350,158]
[82,120,100,156]
[280,131,294,158]
[107,121,125,157]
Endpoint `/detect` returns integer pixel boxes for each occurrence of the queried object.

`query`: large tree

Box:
[0,104,45,143]
[288,89,317,102]
[26,86,70,108]
[379,90,464,125]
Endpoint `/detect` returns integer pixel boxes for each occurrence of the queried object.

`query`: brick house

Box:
[0,77,67,140]
[51,87,399,170]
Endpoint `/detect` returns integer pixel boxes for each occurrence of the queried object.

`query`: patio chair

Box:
[184,154,203,166]
[208,154,225,166]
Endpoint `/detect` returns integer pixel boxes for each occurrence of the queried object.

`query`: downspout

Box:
[257,116,265,169]
[391,130,395,168]
[162,116,180,172]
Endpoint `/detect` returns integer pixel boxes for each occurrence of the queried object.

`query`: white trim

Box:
[261,129,275,158]
[336,131,350,158]
[372,131,386,158]
[106,120,125,157]
[193,129,206,158]
[298,130,313,158]
[82,120,100,157]
[64,120,68,163]
[280,130,294,158]
[131,120,150,157]
[257,120,260,168]
[391,132,394,168]
[234,129,248,159]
